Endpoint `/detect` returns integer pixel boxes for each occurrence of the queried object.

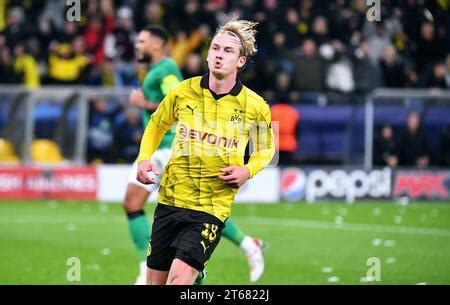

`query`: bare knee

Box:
[123,183,149,213]
[166,259,199,285]
[147,268,168,285]
[166,274,185,285]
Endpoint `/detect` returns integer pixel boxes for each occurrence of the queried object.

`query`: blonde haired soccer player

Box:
[125,24,267,285]
[136,18,275,285]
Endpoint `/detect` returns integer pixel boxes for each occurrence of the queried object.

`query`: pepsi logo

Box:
[281,167,306,201]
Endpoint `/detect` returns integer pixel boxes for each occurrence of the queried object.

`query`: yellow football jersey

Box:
[137,74,275,222]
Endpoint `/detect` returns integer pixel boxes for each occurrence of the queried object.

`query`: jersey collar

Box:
[200,73,243,100]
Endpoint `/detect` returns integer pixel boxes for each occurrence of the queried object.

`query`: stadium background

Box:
[0,0,450,284]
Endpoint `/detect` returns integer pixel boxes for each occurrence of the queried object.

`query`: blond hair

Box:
[214,18,258,57]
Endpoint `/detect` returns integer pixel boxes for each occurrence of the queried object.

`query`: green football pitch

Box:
[1,200,450,285]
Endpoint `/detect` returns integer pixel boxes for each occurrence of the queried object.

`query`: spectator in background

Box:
[45,42,89,84]
[323,40,354,98]
[270,31,294,73]
[279,7,301,49]
[273,71,298,104]
[373,123,398,168]
[418,62,449,89]
[262,70,296,105]
[291,39,327,102]
[113,107,143,163]
[397,111,429,167]
[87,98,120,164]
[437,124,450,167]
[366,23,391,65]
[56,21,79,44]
[13,43,40,88]
[380,45,407,87]
[104,6,137,85]
[104,58,123,87]
[72,35,92,78]
[83,15,112,66]
[170,24,210,69]
[179,0,205,34]
[352,42,383,95]
[0,46,20,84]
[310,16,330,47]
[139,1,165,29]
[3,7,31,49]
[181,53,205,79]
[111,7,136,59]
[414,22,445,74]
[390,23,412,60]
[400,0,422,43]
[270,99,300,165]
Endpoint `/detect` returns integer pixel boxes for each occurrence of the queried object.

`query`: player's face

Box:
[135,31,160,62]
[207,32,246,79]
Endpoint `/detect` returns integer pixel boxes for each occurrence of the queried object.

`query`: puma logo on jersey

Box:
[186,105,197,114]
[200,240,210,254]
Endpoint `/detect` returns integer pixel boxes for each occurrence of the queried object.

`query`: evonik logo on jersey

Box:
[178,124,239,148]
[173,119,277,164]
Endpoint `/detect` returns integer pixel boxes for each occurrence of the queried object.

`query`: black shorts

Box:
[147,204,225,272]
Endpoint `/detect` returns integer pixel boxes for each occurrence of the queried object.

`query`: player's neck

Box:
[150,52,166,65]
[209,72,237,95]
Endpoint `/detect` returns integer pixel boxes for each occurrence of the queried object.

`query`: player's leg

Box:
[194,269,207,285]
[123,158,161,284]
[223,218,265,282]
[166,258,199,285]
[123,183,151,284]
[146,204,178,285]
[123,183,151,259]
[222,218,245,245]
[169,210,225,285]
[147,268,169,285]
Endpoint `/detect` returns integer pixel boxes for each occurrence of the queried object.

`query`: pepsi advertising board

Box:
[281,167,391,202]
[281,167,450,202]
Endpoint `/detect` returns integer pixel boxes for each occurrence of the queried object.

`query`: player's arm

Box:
[220,102,275,187]
[244,102,275,178]
[130,74,181,111]
[129,89,159,111]
[136,90,177,184]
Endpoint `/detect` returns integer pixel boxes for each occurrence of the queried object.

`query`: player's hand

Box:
[129,89,159,111]
[219,166,250,188]
[137,160,159,185]
[129,89,146,108]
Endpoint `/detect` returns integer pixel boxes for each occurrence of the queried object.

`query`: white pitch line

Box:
[0,215,124,224]
[240,216,450,237]
[2,215,450,237]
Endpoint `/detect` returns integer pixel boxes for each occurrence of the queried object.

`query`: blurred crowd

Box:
[0,0,449,102]
[373,112,450,168]
[1,0,449,165]
[87,97,143,163]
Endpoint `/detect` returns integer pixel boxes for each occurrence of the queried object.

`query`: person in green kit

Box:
[124,25,265,285]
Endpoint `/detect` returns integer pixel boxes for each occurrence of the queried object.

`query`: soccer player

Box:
[136,18,275,285]
[124,25,266,285]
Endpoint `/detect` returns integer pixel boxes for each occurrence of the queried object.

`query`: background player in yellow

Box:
[136,18,275,285]
[124,25,267,285]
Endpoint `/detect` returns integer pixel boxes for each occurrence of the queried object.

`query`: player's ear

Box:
[237,56,246,69]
